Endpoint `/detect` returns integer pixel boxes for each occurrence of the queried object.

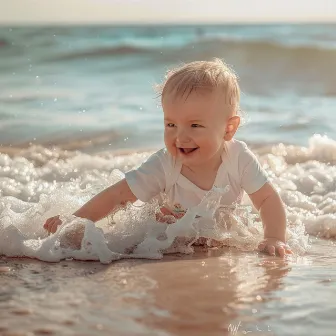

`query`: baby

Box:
[44,58,292,257]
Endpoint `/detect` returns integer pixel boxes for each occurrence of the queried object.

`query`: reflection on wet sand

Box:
[0,248,292,336]
[119,247,291,336]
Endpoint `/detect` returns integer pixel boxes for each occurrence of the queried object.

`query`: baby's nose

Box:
[176,129,191,144]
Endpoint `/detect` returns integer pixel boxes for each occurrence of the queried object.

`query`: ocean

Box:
[0,24,336,336]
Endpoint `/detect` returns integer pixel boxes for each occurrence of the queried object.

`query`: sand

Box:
[1,239,336,336]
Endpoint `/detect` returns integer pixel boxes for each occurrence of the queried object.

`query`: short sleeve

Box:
[239,146,269,195]
[125,149,167,202]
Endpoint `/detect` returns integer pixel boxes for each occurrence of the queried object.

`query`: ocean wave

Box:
[33,36,336,95]
[173,38,336,72]
[50,45,151,61]
[48,37,336,62]
[161,38,336,95]
[198,35,336,52]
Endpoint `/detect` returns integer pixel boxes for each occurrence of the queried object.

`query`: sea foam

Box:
[0,134,335,263]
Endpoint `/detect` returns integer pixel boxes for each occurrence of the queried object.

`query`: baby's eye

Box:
[191,124,203,128]
[166,123,175,128]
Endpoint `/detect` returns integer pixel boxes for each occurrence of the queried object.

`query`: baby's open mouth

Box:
[178,147,198,154]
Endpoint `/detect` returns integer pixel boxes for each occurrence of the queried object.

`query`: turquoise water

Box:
[0,24,336,150]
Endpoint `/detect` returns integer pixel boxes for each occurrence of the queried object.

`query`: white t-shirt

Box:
[125,139,268,216]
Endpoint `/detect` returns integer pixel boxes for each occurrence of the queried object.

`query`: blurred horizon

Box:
[1,22,336,27]
[0,0,335,25]
[1,22,336,28]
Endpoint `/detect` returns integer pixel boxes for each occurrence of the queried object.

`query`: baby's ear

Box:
[224,116,240,141]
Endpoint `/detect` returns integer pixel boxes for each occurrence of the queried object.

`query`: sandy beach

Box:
[1,240,335,336]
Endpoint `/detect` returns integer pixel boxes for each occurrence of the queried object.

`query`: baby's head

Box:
[157,59,241,167]
[158,58,240,112]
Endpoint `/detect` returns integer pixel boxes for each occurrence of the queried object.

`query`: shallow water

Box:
[1,239,335,336]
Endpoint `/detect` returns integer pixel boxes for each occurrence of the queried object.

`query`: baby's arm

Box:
[248,182,292,257]
[44,178,137,234]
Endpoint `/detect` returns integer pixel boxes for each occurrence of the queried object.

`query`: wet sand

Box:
[1,240,336,336]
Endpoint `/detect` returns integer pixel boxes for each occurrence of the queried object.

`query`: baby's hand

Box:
[155,207,185,224]
[43,215,62,234]
[258,238,293,257]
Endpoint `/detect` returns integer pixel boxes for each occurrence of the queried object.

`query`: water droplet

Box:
[54,98,57,102]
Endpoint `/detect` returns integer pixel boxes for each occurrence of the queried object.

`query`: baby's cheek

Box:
[167,145,177,157]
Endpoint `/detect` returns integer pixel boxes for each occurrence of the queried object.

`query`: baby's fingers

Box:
[44,216,62,234]
[258,242,276,256]
[276,244,293,257]
[50,219,62,233]
[276,246,286,258]
[284,246,293,255]
[259,240,293,257]
[258,241,268,252]
[155,212,176,224]
[43,217,52,230]
[267,245,276,256]
[159,207,174,216]
[258,242,266,256]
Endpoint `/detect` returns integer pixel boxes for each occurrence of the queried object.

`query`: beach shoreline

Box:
[1,240,335,336]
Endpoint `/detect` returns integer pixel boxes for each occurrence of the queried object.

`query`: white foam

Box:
[1,134,335,263]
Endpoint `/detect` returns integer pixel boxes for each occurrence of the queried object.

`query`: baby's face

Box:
[163,90,233,168]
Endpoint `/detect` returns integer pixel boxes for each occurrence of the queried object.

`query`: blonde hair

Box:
[156,58,240,111]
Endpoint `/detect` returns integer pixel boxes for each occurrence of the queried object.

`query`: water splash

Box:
[2,135,336,262]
